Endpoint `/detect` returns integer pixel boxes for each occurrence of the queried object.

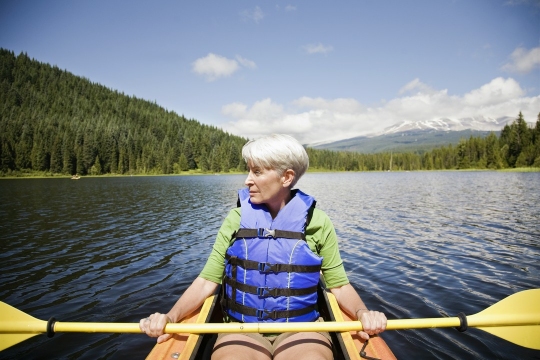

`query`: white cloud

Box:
[241,6,264,23]
[303,43,334,55]
[501,46,540,74]
[221,77,540,144]
[285,5,297,12]
[192,53,238,81]
[399,78,437,95]
[504,0,540,8]
[293,97,364,113]
[236,55,257,69]
[221,102,248,118]
[464,77,525,106]
[192,53,256,81]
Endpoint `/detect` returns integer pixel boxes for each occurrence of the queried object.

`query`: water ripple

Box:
[301,171,540,359]
[1,172,539,359]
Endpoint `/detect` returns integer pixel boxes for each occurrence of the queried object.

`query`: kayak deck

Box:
[146,281,396,360]
[145,293,219,360]
[319,286,396,360]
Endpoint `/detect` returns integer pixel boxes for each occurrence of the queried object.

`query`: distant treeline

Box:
[1,49,539,176]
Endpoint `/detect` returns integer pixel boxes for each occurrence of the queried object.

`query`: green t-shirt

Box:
[199,206,349,289]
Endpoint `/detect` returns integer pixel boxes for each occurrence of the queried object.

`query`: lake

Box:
[0,172,539,359]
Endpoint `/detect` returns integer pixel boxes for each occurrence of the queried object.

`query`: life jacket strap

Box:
[234,228,306,241]
[221,297,317,320]
[225,254,321,273]
[223,276,318,298]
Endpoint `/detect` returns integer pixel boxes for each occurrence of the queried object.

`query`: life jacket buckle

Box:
[257,262,275,273]
[256,309,278,320]
[256,287,277,297]
[257,228,276,238]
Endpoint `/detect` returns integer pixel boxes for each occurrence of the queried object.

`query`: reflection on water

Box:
[0,172,539,359]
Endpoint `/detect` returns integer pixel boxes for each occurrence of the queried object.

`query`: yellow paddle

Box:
[1,289,539,352]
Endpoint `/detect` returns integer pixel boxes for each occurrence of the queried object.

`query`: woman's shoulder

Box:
[224,207,241,224]
[310,207,332,224]
[306,207,335,235]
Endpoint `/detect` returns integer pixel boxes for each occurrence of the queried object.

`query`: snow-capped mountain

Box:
[310,116,517,153]
[378,116,514,136]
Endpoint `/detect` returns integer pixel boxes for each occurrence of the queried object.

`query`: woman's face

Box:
[244,162,289,210]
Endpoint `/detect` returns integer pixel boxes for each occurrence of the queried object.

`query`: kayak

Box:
[146,279,396,360]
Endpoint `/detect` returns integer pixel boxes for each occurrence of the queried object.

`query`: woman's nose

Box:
[245,172,253,186]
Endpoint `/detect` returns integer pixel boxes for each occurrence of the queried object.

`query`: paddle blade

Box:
[0,334,40,352]
[469,289,540,350]
[0,302,47,351]
[477,325,540,350]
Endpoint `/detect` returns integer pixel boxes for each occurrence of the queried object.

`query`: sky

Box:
[1,0,539,144]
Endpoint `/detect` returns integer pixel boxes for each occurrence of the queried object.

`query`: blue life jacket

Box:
[221,188,323,323]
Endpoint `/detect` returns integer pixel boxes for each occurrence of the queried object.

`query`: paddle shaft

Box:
[3,314,539,334]
[3,289,540,351]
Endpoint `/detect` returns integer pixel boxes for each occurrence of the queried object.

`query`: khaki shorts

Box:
[215,318,332,355]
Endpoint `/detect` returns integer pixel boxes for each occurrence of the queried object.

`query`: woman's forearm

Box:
[167,276,219,322]
[330,282,387,339]
[329,283,367,320]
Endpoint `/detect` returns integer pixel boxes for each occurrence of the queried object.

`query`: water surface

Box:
[0,172,539,359]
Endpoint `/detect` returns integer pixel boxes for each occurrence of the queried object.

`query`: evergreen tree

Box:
[90,155,102,175]
[15,123,33,169]
[49,134,63,173]
[178,153,189,172]
[485,132,502,169]
[457,139,470,169]
[533,113,540,167]
[504,112,531,167]
[0,136,15,172]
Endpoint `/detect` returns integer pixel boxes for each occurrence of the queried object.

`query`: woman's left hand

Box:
[139,312,173,343]
[357,310,387,340]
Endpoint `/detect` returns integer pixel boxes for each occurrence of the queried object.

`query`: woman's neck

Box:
[267,189,292,219]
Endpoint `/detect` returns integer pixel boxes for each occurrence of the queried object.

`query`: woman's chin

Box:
[249,195,263,204]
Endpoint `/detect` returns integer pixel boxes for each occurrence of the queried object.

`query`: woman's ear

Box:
[282,169,295,187]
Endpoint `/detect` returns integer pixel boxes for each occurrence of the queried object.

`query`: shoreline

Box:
[1,167,539,179]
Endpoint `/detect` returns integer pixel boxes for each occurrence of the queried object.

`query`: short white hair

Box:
[242,134,309,187]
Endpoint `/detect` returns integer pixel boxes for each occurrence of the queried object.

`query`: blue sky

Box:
[1,0,539,143]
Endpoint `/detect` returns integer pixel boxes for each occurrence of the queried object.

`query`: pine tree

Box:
[90,155,102,175]
[506,112,531,167]
[49,135,63,173]
[457,139,470,169]
[178,153,189,171]
[15,123,33,169]
[485,132,502,169]
[533,113,540,167]
[0,138,15,172]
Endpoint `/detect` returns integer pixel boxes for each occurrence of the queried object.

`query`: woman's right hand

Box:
[139,312,174,343]
[357,310,387,341]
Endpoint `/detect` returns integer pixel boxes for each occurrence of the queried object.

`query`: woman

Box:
[140,134,386,360]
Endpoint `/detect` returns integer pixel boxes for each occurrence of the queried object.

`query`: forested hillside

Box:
[0,49,247,176]
[1,48,539,176]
